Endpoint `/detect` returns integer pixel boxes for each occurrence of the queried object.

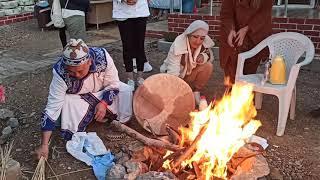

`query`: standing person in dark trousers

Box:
[112,0,153,89]
[59,0,89,48]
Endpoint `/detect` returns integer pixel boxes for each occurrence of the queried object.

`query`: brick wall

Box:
[168,13,320,54]
[0,12,34,26]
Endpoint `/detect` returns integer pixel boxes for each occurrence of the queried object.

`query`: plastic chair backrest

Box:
[266,32,313,80]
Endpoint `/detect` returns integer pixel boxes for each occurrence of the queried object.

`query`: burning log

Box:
[171,121,209,169]
[110,121,182,151]
[192,162,202,179]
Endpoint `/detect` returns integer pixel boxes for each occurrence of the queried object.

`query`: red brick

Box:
[174,19,185,23]
[168,27,173,31]
[174,27,185,33]
[0,21,5,26]
[15,14,23,18]
[288,18,305,24]
[168,22,177,28]
[279,23,297,29]
[5,19,13,24]
[305,19,320,25]
[12,18,18,23]
[168,18,174,23]
[178,14,192,19]
[311,37,320,42]
[273,18,288,23]
[303,30,320,36]
[313,25,320,31]
[185,19,195,24]
[315,48,320,54]
[191,15,204,20]
[207,20,220,25]
[272,29,286,33]
[179,23,189,28]
[297,24,313,30]
[168,14,179,18]
[272,23,280,28]
[0,16,8,21]
[203,15,216,20]
[288,30,303,34]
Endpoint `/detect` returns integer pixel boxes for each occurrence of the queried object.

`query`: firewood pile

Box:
[109,83,271,179]
[109,120,270,180]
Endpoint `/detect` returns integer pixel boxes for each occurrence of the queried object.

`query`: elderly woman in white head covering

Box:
[35,39,133,160]
[160,20,215,104]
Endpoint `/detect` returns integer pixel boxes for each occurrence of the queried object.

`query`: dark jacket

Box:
[60,0,90,13]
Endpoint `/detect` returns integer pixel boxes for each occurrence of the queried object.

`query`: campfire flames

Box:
[163,83,262,179]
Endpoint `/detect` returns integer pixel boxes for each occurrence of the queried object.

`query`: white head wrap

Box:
[63,39,90,66]
[184,20,209,36]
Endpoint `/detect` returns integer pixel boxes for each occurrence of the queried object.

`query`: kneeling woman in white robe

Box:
[39,39,133,148]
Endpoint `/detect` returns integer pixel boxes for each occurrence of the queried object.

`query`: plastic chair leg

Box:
[276,93,292,136]
[290,87,296,120]
[255,92,263,110]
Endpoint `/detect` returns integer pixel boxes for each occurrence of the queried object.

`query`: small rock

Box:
[24,124,30,128]
[15,148,22,152]
[116,153,130,165]
[2,126,13,135]
[137,171,177,180]
[6,159,22,180]
[7,118,19,128]
[67,167,71,170]
[107,164,126,179]
[0,109,14,120]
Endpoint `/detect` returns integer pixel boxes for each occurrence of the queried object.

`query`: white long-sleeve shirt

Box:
[112,0,150,19]
[41,47,120,132]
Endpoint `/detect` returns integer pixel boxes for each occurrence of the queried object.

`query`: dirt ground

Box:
[0,20,320,179]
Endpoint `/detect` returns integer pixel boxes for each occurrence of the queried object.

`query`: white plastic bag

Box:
[47,0,65,28]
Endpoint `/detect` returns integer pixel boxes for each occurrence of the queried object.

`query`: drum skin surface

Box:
[133,74,195,135]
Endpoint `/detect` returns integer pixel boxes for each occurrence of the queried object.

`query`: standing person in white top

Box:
[113,0,153,89]
[59,0,89,47]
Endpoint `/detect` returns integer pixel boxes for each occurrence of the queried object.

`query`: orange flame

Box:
[163,83,261,179]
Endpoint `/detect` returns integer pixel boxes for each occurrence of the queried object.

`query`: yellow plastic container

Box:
[269,55,287,84]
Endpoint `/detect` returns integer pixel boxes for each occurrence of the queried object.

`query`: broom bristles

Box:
[0,142,14,180]
[31,157,46,180]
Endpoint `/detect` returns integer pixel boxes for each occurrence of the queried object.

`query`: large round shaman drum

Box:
[133,74,195,135]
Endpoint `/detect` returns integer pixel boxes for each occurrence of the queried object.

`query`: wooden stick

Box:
[166,125,181,145]
[171,121,209,169]
[110,121,182,151]
[192,161,202,179]
[152,149,184,171]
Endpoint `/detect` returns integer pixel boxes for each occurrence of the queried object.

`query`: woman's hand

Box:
[126,0,137,5]
[35,144,49,160]
[227,30,237,48]
[95,102,107,122]
[235,26,249,47]
[196,54,205,63]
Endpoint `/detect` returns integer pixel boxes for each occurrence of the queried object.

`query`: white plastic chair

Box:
[235,32,315,136]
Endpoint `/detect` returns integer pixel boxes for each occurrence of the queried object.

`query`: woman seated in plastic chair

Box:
[160,20,215,105]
